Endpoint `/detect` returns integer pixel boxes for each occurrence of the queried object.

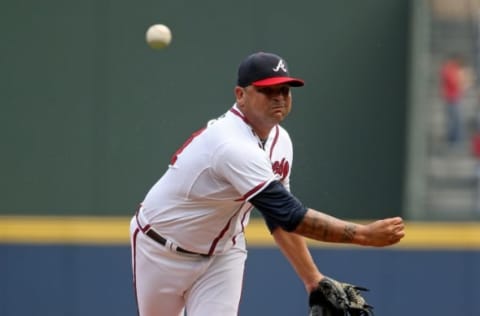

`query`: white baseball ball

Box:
[146,24,172,49]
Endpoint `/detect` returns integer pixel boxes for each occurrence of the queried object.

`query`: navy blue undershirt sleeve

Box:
[249,180,308,233]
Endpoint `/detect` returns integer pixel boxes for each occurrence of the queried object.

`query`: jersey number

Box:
[169,127,206,166]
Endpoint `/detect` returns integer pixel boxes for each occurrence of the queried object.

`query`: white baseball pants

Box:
[130,217,247,316]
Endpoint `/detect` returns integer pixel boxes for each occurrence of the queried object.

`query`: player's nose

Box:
[271,94,287,104]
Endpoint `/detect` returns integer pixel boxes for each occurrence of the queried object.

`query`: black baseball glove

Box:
[308,277,374,316]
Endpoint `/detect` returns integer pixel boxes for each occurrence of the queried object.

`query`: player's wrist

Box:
[352,224,369,246]
[304,274,325,293]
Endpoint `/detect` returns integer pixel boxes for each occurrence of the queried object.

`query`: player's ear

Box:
[234,86,246,105]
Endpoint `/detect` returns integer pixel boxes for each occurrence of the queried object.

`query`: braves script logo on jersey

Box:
[272,60,287,73]
[272,158,289,181]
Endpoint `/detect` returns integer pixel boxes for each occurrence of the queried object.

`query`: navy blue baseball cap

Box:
[237,52,305,87]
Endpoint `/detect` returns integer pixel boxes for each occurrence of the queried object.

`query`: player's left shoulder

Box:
[276,124,290,134]
[275,124,293,144]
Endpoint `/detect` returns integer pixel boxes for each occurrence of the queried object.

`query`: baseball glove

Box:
[308,277,374,316]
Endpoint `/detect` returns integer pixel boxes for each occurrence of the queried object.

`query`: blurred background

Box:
[1,0,479,315]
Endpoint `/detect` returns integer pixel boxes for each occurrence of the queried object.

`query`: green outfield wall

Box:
[1,0,409,218]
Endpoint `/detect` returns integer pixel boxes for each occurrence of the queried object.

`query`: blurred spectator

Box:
[471,129,480,212]
[440,54,470,146]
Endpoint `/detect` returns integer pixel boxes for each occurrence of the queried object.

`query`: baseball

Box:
[146,24,172,49]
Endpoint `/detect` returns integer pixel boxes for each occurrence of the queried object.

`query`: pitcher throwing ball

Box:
[130,51,405,316]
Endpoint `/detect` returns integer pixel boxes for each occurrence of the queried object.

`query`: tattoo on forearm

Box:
[341,224,356,242]
[304,213,331,241]
[320,219,330,240]
[296,211,354,243]
[311,216,320,236]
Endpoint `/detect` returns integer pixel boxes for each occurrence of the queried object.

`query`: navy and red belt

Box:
[136,207,210,257]
[145,229,209,257]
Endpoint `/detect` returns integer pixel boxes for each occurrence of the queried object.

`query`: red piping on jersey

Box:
[231,203,254,245]
[209,202,251,255]
[240,205,254,233]
[235,181,267,202]
[231,107,281,157]
[269,125,280,158]
[135,208,151,233]
[208,216,234,256]
[132,228,141,316]
[230,107,249,124]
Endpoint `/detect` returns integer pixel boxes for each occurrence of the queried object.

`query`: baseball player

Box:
[130,52,405,316]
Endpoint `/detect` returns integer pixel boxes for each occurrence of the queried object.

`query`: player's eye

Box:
[255,86,290,97]
[279,86,290,95]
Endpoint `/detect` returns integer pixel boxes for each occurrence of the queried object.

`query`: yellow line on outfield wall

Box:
[0,216,480,249]
[0,216,129,245]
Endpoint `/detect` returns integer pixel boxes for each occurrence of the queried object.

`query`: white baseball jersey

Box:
[140,103,293,256]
